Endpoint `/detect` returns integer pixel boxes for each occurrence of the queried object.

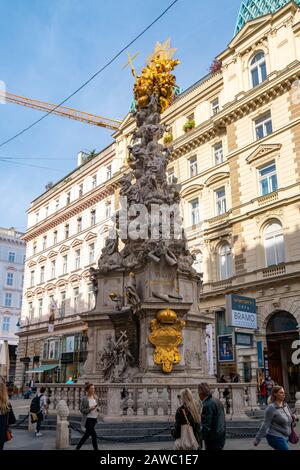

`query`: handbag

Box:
[284,404,299,445]
[173,408,199,450]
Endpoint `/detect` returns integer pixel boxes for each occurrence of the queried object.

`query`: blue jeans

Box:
[266,434,289,450]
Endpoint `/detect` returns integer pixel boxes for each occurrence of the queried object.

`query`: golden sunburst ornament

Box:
[134,38,180,114]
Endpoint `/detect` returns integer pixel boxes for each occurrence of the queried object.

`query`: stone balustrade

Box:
[39,382,258,421]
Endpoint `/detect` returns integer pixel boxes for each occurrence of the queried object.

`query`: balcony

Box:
[207,210,231,227]
[262,264,286,278]
[257,191,278,207]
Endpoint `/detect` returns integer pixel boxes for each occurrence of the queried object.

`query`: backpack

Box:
[30,394,41,413]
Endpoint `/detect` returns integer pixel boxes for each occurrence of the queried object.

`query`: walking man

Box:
[198,383,226,450]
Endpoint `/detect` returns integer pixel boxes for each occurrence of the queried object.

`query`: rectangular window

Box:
[259,162,278,196]
[75,249,81,270]
[5,293,12,307]
[2,317,10,333]
[215,187,227,215]
[211,98,219,115]
[60,292,66,318]
[29,302,34,320]
[189,156,198,178]
[55,199,60,211]
[42,236,47,251]
[73,287,79,313]
[66,192,71,205]
[8,252,15,263]
[77,217,82,233]
[90,210,96,226]
[105,202,111,219]
[106,164,112,180]
[265,234,285,266]
[40,266,45,283]
[255,112,273,140]
[30,271,35,287]
[33,242,37,255]
[88,284,94,310]
[51,260,56,278]
[167,168,176,184]
[38,299,43,318]
[79,183,83,198]
[214,142,223,165]
[35,212,39,224]
[6,272,14,286]
[92,175,97,189]
[45,206,49,218]
[63,255,68,274]
[65,224,69,239]
[89,243,95,264]
[189,198,200,225]
[19,295,22,309]
[53,231,58,245]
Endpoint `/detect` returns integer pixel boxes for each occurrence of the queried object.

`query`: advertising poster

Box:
[218,334,234,362]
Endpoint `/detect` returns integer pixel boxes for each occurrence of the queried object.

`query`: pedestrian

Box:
[220,375,227,383]
[265,376,275,399]
[0,383,16,451]
[198,382,226,450]
[254,385,296,450]
[172,388,202,450]
[232,373,240,383]
[30,386,47,437]
[66,376,74,385]
[76,383,99,451]
[259,380,268,405]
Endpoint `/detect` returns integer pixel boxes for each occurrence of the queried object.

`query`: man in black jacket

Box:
[198,383,226,450]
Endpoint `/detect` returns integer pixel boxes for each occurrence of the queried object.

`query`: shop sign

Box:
[226,294,257,329]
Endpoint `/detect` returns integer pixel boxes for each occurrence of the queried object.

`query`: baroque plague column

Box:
[80,41,212,384]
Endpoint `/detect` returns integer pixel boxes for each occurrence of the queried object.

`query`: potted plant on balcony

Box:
[183,119,195,133]
[163,132,173,144]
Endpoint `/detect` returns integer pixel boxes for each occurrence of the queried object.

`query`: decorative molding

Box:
[246,143,282,165]
[181,184,204,198]
[37,255,47,264]
[71,238,84,248]
[28,260,37,268]
[84,231,97,242]
[59,245,70,254]
[204,172,230,187]
[48,251,58,259]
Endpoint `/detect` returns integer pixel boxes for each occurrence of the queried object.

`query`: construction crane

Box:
[0,90,122,131]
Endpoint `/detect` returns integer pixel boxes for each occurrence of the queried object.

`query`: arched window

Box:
[250,52,267,88]
[193,251,203,274]
[219,243,233,280]
[264,221,285,267]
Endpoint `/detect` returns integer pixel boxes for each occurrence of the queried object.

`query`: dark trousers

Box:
[36,412,43,433]
[205,436,225,450]
[76,418,98,450]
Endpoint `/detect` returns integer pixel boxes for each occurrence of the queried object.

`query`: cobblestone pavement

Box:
[4,429,300,451]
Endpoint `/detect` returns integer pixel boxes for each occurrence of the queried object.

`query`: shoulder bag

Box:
[173,408,199,450]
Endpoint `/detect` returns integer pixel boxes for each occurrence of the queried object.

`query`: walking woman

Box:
[172,388,202,450]
[254,385,296,450]
[76,383,99,450]
[0,382,16,451]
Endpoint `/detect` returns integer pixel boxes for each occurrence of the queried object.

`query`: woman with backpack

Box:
[0,382,16,450]
[76,383,99,451]
[172,388,202,450]
[30,386,47,437]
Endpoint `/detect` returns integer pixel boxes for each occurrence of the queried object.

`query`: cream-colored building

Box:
[16,2,300,398]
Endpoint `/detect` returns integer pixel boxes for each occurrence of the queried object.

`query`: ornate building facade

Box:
[16,3,300,397]
[0,227,25,381]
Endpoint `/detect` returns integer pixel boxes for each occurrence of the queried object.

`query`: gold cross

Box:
[122,51,139,78]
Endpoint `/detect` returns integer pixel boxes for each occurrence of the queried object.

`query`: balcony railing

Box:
[257,191,278,207]
[262,264,286,278]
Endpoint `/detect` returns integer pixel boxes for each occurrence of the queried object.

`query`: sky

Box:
[0,0,242,232]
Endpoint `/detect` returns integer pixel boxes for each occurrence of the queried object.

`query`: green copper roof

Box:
[235,0,300,35]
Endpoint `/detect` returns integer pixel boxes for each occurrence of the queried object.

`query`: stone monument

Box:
[80,40,213,385]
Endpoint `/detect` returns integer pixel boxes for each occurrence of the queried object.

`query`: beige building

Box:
[16,3,300,398]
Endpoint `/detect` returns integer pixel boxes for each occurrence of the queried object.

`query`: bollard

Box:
[56,399,70,449]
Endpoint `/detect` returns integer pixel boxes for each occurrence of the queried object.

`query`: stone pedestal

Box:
[56,399,70,449]
[80,260,213,385]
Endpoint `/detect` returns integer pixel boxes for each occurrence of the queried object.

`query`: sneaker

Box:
[35,432,43,437]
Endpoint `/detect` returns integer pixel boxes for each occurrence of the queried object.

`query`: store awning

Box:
[26,364,59,373]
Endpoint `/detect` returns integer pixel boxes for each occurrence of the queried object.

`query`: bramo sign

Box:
[226,294,257,329]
